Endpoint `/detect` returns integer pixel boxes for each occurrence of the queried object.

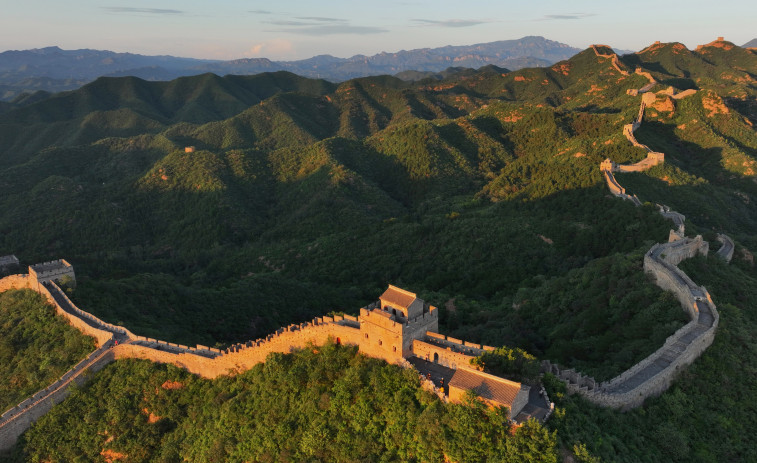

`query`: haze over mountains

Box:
[0,36,581,101]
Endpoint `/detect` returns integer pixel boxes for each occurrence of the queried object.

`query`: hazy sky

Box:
[1,0,754,60]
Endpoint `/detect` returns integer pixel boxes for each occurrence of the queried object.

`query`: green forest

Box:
[0,289,94,412]
[6,345,560,463]
[0,40,755,461]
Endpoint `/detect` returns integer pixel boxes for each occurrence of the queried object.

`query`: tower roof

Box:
[449,368,525,408]
[379,285,417,310]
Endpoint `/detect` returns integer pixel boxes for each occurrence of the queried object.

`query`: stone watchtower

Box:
[600,158,616,172]
[358,285,438,362]
[28,259,76,287]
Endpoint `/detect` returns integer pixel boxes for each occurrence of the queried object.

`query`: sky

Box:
[1,0,755,61]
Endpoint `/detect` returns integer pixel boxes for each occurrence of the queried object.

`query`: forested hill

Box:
[0,39,756,461]
[0,40,754,345]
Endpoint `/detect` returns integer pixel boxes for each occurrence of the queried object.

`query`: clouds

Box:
[102,7,183,15]
[412,19,490,28]
[263,16,387,35]
[248,38,294,57]
[538,13,596,21]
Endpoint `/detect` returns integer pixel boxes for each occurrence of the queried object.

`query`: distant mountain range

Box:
[743,38,757,48]
[0,36,581,101]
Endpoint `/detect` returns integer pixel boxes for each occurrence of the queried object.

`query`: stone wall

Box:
[603,170,626,195]
[590,45,630,76]
[412,339,476,370]
[544,233,719,410]
[120,315,368,379]
[716,234,735,263]
[0,274,31,293]
[39,282,116,347]
[672,89,697,100]
[0,343,115,452]
[28,259,75,286]
[570,73,723,408]
[411,332,495,370]
[218,318,364,376]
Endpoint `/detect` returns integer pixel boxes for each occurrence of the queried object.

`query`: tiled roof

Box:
[449,368,523,407]
[380,285,416,309]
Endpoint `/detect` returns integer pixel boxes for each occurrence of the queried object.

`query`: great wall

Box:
[540,45,734,409]
[0,40,741,451]
[0,272,551,451]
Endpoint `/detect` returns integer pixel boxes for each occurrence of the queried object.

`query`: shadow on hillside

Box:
[658,77,697,90]
[619,54,669,75]
[636,120,757,188]
[572,104,621,114]
[468,116,517,153]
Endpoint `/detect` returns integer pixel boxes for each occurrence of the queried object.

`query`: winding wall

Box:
[0,274,444,450]
[716,234,735,262]
[591,45,630,76]
[543,59,724,410]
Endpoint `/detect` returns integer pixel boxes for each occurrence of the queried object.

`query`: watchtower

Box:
[359,285,438,362]
[0,255,19,274]
[29,259,76,287]
[600,158,616,172]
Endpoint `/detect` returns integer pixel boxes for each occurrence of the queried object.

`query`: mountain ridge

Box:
[0,36,580,100]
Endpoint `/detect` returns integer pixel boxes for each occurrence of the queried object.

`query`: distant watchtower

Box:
[0,255,19,274]
[29,259,76,287]
[600,158,616,172]
[359,285,438,362]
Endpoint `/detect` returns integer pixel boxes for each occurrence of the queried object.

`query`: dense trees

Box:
[0,289,94,412]
[8,345,558,462]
